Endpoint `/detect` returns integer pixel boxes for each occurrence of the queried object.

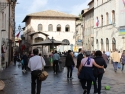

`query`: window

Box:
[101,15,103,26]
[2,12,4,28]
[106,12,109,25]
[48,24,53,31]
[57,24,61,32]
[65,25,70,32]
[112,10,115,23]
[38,24,42,31]
[102,0,103,4]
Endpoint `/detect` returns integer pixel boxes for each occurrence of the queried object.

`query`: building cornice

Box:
[94,0,112,9]
[94,23,115,29]
[82,7,94,17]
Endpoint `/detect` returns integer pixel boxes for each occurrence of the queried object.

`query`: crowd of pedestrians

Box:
[13,48,125,94]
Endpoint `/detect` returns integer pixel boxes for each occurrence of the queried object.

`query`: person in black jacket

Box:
[93,50,107,94]
[65,50,75,79]
[76,48,84,69]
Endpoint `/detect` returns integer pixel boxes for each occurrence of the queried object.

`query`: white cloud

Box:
[28,0,48,13]
[70,0,91,15]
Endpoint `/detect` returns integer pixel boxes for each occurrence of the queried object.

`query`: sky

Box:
[15,0,91,34]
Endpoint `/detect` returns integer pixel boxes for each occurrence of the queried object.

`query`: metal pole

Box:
[8,2,10,67]
[52,37,54,52]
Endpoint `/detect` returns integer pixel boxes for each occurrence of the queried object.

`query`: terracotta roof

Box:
[23,10,78,22]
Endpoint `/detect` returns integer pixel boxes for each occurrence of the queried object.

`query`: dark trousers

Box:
[94,74,103,94]
[31,70,42,94]
[22,64,27,70]
[67,66,72,78]
[80,79,92,94]
[53,60,58,73]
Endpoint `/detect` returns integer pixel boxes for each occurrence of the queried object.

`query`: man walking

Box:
[52,50,60,74]
[76,48,84,69]
[112,49,120,72]
[28,48,46,94]
[102,51,109,64]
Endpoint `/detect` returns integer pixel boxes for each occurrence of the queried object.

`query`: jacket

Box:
[65,54,75,67]
[94,56,107,75]
[102,53,109,64]
[76,53,83,68]
[112,51,120,62]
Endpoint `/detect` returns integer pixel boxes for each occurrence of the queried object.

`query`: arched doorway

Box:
[96,39,99,50]
[112,38,116,51]
[106,38,109,51]
[101,39,103,51]
[62,39,70,51]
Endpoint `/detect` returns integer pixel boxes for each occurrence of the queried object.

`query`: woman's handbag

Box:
[0,80,5,90]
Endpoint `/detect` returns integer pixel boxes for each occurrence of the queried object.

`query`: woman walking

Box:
[65,50,75,79]
[93,50,107,94]
[78,51,104,94]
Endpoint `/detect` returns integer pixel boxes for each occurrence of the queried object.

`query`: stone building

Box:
[94,0,125,51]
[0,0,16,69]
[22,10,78,54]
[82,0,94,51]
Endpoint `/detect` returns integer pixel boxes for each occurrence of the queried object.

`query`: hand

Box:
[101,66,104,69]
[77,72,80,76]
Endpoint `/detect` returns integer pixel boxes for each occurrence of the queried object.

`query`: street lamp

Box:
[51,37,54,52]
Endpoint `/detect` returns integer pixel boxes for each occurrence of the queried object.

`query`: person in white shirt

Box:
[28,48,46,94]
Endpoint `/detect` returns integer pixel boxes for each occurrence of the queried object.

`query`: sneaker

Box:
[70,77,73,80]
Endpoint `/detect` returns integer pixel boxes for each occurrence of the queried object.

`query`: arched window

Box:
[106,12,109,25]
[112,38,116,51]
[57,24,61,32]
[48,24,53,31]
[65,25,70,32]
[101,15,103,26]
[62,39,70,45]
[101,39,103,51]
[35,37,43,43]
[38,24,42,31]
[106,38,109,51]
[96,39,99,50]
[112,10,115,23]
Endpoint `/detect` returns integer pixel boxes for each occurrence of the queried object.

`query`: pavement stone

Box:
[0,60,125,94]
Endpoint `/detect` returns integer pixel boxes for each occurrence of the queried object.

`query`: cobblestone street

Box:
[0,61,125,94]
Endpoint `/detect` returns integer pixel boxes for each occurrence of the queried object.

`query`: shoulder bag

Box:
[38,57,48,81]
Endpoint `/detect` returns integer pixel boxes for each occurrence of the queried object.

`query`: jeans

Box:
[53,60,59,73]
[31,70,42,94]
[67,66,73,78]
[113,62,118,70]
[94,74,103,94]
[122,64,124,71]
[80,79,92,94]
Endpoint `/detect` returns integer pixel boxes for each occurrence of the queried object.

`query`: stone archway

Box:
[106,38,109,51]
[101,39,103,51]
[96,39,99,50]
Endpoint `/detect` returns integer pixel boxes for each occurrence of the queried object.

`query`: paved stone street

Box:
[0,60,125,94]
